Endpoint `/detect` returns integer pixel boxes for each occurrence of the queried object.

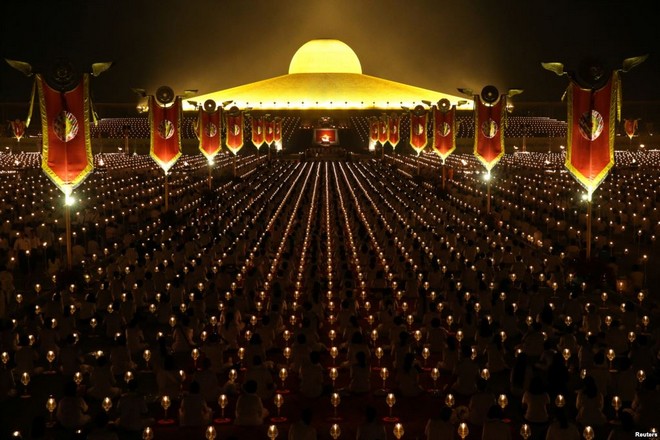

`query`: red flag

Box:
[474,95,505,171]
[37,73,93,193]
[388,114,400,148]
[9,119,26,141]
[432,106,456,162]
[225,111,244,154]
[378,116,389,144]
[149,96,182,173]
[409,107,428,155]
[264,118,275,145]
[197,107,222,160]
[566,74,618,194]
[273,118,282,143]
[251,116,264,148]
[369,117,379,143]
[624,118,638,140]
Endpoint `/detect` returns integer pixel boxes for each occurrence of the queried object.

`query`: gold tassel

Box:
[503,97,508,128]
[90,99,99,126]
[615,71,622,123]
[25,80,36,128]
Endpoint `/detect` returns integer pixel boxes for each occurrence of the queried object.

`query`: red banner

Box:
[9,119,26,141]
[378,116,389,144]
[251,116,264,148]
[566,74,618,194]
[37,74,93,193]
[474,95,505,171]
[314,128,338,145]
[149,96,182,173]
[432,106,456,162]
[225,112,244,154]
[369,118,379,143]
[409,110,428,154]
[273,118,282,143]
[264,118,275,145]
[624,118,638,140]
[197,107,222,160]
[388,114,400,148]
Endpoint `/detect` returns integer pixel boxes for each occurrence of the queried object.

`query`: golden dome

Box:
[288,39,362,74]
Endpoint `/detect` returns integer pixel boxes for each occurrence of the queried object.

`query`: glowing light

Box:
[289,39,362,74]
[186,39,471,111]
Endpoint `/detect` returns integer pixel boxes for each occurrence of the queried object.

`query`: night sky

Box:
[1,0,658,106]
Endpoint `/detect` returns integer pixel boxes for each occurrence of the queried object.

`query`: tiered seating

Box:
[349,116,370,143]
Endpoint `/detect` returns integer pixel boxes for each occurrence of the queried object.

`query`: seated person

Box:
[288,407,317,440]
[356,406,387,440]
[117,379,151,432]
[57,380,91,430]
[299,351,324,398]
[235,379,269,426]
[349,351,371,394]
[87,412,119,440]
[179,381,212,427]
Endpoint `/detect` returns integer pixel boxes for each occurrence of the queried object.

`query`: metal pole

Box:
[65,203,72,270]
[586,200,592,261]
[164,172,169,212]
[487,179,491,214]
[208,164,212,189]
[233,154,237,177]
[442,162,446,190]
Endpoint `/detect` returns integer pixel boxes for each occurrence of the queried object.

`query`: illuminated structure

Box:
[187,39,471,111]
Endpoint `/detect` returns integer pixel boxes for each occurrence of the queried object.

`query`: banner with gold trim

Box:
[432,105,456,162]
[225,111,244,155]
[9,119,26,141]
[566,74,618,195]
[149,95,182,173]
[37,73,93,194]
[409,107,428,155]
[369,117,379,144]
[196,107,222,160]
[251,116,264,149]
[624,118,638,140]
[474,95,505,171]
[264,118,275,146]
[378,115,389,145]
[388,114,400,148]
[273,118,282,144]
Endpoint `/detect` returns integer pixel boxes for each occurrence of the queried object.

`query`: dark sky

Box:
[1,0,659,106]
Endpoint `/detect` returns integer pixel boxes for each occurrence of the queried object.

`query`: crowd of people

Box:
[0,151,657,439]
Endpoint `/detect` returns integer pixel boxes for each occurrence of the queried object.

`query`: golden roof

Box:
[187,39,472,111]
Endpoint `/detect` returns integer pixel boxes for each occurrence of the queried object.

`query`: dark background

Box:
[1,0,659,106]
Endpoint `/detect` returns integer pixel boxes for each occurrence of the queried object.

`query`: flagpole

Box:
[586,198,592,261]
[233,153,237,177]
[487,180,491,214]
[164,172,169,212]
[65,202,72,270]
[124,129,129,156]
[208,163,212,189]
[442,161,446,190]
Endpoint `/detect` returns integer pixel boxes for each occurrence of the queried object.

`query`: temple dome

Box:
[288,39,362,74]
